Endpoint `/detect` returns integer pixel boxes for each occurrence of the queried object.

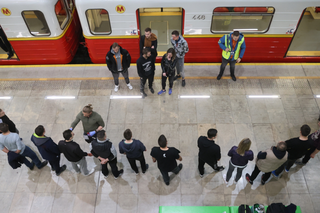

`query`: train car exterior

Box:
[0,0,81,65]
[76,0,320,63]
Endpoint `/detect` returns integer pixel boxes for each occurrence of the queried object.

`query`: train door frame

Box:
[0,25,16,60]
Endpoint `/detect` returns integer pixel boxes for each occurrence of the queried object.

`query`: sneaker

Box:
[182,79,186,87]
[104,175,108,179]
[217,75,222,80]
[114,169,124,179]
[29,162,35,170]
[173,75,181,81]
[178,163,183,172]
[169,88,172,95]
[214,166,224,172]
[295,160,306,166]
[271,170,279,178]
[149,88,154,94]
[165,181,170,185]
[222,174,228,184]
[231,75,237,81]
[158,90,166,95]
[142,164,149,174]
[245,173,253,185]
[261,174,266,185]
[284,167,289,173]
[127,83,133,90]
[84,168,95,176]
[7,53,13,60]
[141,91,147,98]
[56,165,67,176]
[134,171,139,175]
[114,85,119,92]
[38,160,48,169]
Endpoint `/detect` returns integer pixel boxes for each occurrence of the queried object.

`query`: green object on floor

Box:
[159,206,230,213]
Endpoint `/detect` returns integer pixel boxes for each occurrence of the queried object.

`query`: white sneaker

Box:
[223,174,229,185]
[114,85,119,92]
[84,168,95,176]
[127,83,133,90]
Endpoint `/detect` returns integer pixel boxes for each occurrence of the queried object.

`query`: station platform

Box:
[0,63,319,213]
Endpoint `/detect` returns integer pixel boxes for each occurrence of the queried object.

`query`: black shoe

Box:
[173,75,181,81]
[217,75,222,80]
[38,160,48,169]
[246,173,253,185]
[175,163,183,174]
[182,79,186,87]
[165,181,170,186]
[56,165,67,176]
[115,169,124,179]
[7,53,13,60]
[231,75,236,81]
[149,88,154,94]
[261,175,266,185]
[214,166,224,172]
[142,164,149,174]
[141,91,147,98]
[29,163,35,170]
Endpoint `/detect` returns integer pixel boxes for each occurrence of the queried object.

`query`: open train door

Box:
[137,7,183,57]
[286,7,320,57]
[0,25,17,60]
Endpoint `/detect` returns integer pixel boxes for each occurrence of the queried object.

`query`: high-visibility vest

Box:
[222,35,244,60]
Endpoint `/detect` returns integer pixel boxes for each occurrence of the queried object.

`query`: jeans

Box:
[162,75,174,90]
[274,159,296,175]
[198,156,218,175]
[49,157,62,173]
[160,164,182,184]
[71,157,89,175]
[112,70,130,85]
[127,154,147,173]
[101,157,121,177]
[176,57,185,78]
[140,74,154,92]
[226,161,246,182]
[249,165,271,182]
[20,146,42,168]
[218,57,236,77]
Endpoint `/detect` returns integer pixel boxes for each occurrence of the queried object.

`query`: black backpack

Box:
[266,203,286,213]
[239,204,252,213]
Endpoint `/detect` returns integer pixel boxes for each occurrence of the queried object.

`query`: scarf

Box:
[144,33,157,48]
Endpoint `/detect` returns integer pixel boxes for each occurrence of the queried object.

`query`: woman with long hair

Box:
[158,48,177,95]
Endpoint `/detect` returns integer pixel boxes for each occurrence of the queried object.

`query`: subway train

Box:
[0,0,319,65]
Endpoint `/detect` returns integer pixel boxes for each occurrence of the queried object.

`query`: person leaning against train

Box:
[217,31,246,81]
[139,27,158,58]
[106,42,133,92]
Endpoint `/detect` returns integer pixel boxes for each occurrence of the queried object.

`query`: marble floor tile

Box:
[0,193,14,213]
[289,193,315,213]
[29,192,55,213]
[51,193,76,213]
[137,194,160,213]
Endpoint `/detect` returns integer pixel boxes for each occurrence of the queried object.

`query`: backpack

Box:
[238,204,252,213]
[266,203,286,213]
[251,203,265,213]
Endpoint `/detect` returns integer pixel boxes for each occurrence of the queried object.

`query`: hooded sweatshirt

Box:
[91,138,117,161]
[197,136,221,165]
[136,55,155,77]
[170,36,189,58]
[119,139,146,158]
[31,133,60,161]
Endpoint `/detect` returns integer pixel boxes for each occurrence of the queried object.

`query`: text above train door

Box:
[138,7,183,56]
[286,7,320,57]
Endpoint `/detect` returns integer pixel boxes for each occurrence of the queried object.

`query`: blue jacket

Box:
[31,133,60,161]
[218,32,246,60]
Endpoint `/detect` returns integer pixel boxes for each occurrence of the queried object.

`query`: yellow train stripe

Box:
[139,12,182,16]
[287,51,320,56]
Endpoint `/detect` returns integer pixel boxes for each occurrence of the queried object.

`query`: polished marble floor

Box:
[0,64,320,213]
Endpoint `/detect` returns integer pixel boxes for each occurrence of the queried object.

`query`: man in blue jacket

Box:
[217,31,246,81]
[31,125,66,176]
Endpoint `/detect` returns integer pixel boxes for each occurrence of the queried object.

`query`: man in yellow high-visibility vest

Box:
[217,31,246,81]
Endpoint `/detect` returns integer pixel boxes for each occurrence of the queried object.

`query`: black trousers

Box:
[160,164,181,184]
[49,157,62,173]
[127,154,147,173]
[101,157,121,177]
[218,57,236,77]
[274,159,296,175]
[0,29,13,55]
[161,75,174,90]
[140,74,154,92]
[198,156,218,175]
[302,146,317,164]
[249,165,271,182]
[226,161,245,182]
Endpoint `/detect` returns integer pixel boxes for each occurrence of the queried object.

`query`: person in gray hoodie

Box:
[31,125,66,176]
[170,30,189,87]
[119,129,148,174]
[91,130,123,179]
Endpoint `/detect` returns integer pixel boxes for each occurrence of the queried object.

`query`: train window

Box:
[55,0,70,30]
[211,7,275,33]
[22,11,50,36]
[66,0,75,11]
[86,9,111,35]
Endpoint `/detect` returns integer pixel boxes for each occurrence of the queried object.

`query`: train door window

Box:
[66,0,75,11]
[138,7,183,55]
[86,9,111,34]
[55,0,69,29]
[211,7,274,33]
[286,7,320,56]
[22,11,50,36]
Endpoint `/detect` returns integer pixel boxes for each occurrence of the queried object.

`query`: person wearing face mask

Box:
[70,104,105,143]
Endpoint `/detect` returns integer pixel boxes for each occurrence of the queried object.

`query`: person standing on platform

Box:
[246,141,287,185]
[106,42,133,92]
[171,30,189,87]
[136,48,155,98]
[0,123,48,170]
[224,138,254,184]
[150,134,183,185]
[198,128,224,178]
[0,26,14,59]
[217,31,246,81]
[58,129,95,176]
[31,125,66,176]
[139,27,158,58]
[70,104,105,143]
[158,48,177,95]
[0,108,18,134]
[119,129,148,174]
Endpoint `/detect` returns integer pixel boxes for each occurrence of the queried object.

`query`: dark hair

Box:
[166,48,176,61]
[207,129,217,138]
[171,30,179,37]
[142,48,150,56]
[0,123,9,133]
[158,134,167,148]
[277,141,287,152]
[233,31,240,36]
[97,130,106,141]
[301,124,311,136]
[35,125,45,136]
[82,104,93,113]
[112,42,120,48]
[123,129,132,140]
[63,129,73,140]
[145,27,151,32]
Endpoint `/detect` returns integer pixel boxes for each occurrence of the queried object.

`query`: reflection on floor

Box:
[0,77,320,213]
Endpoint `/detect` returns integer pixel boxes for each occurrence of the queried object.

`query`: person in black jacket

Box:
[198,128,224,178]
[106,42,132,92]
[0,109,18,134]
[0,26,14,59]
[58,130,94,176]
[136,48,155,98]
[139,27,158,58]
[158,48,177,96]
[91,130,123,179]
[31,125,66,176]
